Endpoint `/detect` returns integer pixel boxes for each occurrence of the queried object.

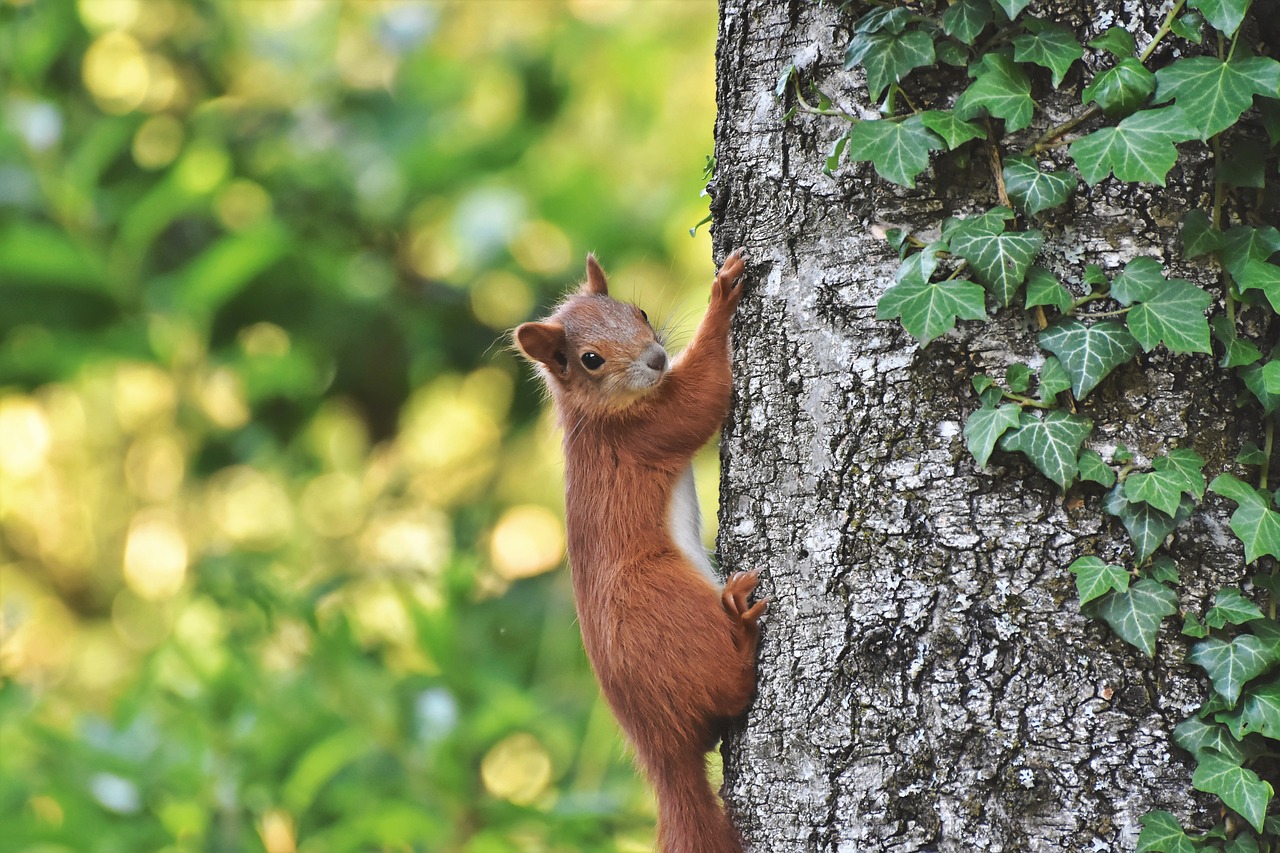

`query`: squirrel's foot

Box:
[722,570,767,633]
[711,249,747,311]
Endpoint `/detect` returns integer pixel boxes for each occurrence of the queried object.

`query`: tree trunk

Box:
[711,2,1263,850]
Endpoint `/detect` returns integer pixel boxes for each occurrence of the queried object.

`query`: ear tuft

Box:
[514,322,568,373]
[583,253,609,296]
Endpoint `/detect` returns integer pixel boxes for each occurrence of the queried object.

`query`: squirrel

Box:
[513,250,765,853]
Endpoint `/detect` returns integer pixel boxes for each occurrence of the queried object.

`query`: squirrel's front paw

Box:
[722,570,766,633]
[711,248,747,310]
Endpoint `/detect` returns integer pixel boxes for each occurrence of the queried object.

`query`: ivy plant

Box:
[782,0,1280,845]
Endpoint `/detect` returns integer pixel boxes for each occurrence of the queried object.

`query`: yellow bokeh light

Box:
[173,142,230,196]
[28,795,64,828]
[113,361,176,433]
[77,0,140,33]
[489,505,564,580]
[510,220,571,276]
[258,808,297,853]
[132,113,185,170]
[112,589,171,650]
[208,466,293,549]
[470,270,534,329]
[299,472,364,538]
[238,322,290,357]
[336,29,397,90]
[0,396,51,478]
[82,31,150,114]
[358,509,451,575]
[350,580,413,648]
[216,179,273,231]
[405,223,459,281]
[123,510,188,601]
[480,733,554,806]
[198,368,250,430]
[124,432,185,502]
[461,64,522,139]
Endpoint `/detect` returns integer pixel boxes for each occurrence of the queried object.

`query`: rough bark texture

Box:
[711,2,1267,850]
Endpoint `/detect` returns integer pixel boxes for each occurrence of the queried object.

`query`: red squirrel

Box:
[514,250,765,853]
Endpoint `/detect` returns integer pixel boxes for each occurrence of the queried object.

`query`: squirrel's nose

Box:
[646,348,667,372]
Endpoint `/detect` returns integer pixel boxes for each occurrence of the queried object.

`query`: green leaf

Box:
[1154,56,1280,141]
[877,276,988,344]
[1078,448,1117,487]
[1241,361,1280,414]
[1069,107,1191,186]
[941,0,994,45]
[1226,835,1261,853]
[826,130,850,174]
[1006,363,1032,393]
[1103,486,1193,563]
[1150,555,1180,584]
[847,115,946,188]
[1114,444,1134,464]
[1126,279,1213,354]
[991,0,1033,18]
[1012,20,1083,88]
[1207,589,1266,630]
[1089,26,1136,59]
[1237,442,1268,466]
[1110,256,1164,305]
[955,53,1035,133]
[1189,635,1274,705]
[1220,676,1280,741]
[919,110,987,150]
[1211,316,1263,369]
[1039,318,1139,398]
[1169,10,1206,44]
[998,410,1094,487]
[1238,261,1280,314]
[1002,156,1076,216]
[844,27,937,100]
[1183,612,1209,637]
[1025,267,1073,312]
[1160,448,1207,498]
[935,40,969,67]
[1223,225,1280,283]
[948,219,1044,306]
[895,241,944,284]
[1094,578,1178,657]
[964,403,1023,467]
[1220,139,1268,189]
[1192,750,1273,832]
[1136,810,1194,853]
[1187,0,1251,37]
[1069,555,1130,605]
[1209,473,1280,563]
[1082,58,1156,117]
[1174,716,1246,763]
[852,6,912,34]
[1182,209,1225,258]
[1126,469,1194,517]
[174,223,291,319]
[1037,356,1072,401]
[941,207,1015,242]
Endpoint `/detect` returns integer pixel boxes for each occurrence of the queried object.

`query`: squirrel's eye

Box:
[581,352,605,370]
[640,309,649,324]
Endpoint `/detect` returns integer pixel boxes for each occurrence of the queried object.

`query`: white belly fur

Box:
[668,464,718,588]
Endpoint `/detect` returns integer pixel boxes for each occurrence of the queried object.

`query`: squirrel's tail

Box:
[648,748,744,853]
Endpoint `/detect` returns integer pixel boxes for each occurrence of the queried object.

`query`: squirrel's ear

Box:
[583,253,609,296]
[514,321,569,373]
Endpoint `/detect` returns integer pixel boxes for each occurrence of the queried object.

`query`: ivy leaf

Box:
[1069,555,1130,605]
[852,6,912,34]
[1039,318,1139,398]
[1190,635,1275,705]
[964,403,1023,467]
[1078,448,1117,487]
[941,207,1015,242]
[1012,20,1084,88]
[1110,256,1164,306]
[1006,363,1032,394]
[1089,26,1136,59]
[1192,750,1273,833]
[1182,209,1225,258]
[1241,362,1280,414]
[1184,613,1210,638]
[895,241,944,284]
[844,28,937,101]
[1136,810,1194,853]
[1187,0,1251,37]
[1154,56,1280,141]
[1226,833,1262,853]
[1025,267,1073,313]
[1209,473,1280,564]
[1082,58,1156,117]
[1150,555,1180,584]
[1220,139,1268,189]
[955,53,1035,133]
[1238,261,1280,314]
[1211,316,1262,369]
[941,0,993,45]
[877,276,988,344]
[998,410,1094,488]
[1003,156,1076,216]
[1127,469,1195,518]
[1223,225,1280,282]
[1070,107,1191,186]
[1037,356,1073,401]
[1220,677,1280,741]
[1126,278,1213,354]
[1103,486,1193,563]
[1094,578,1178,657]
[1160,448,1206,498]
[1174,716,1246,763]
[991,0,1034,19]
[948,220,1044,306]
[919,110,987,150]
[847,115,946,188]
[1170,10,1206,44]
[1238,442,1268,466]
[1206,589,1266,630]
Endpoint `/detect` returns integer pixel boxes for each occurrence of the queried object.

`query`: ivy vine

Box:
[779,0,1280,847]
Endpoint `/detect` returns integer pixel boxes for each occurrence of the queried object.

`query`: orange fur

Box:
[514,252,764,853]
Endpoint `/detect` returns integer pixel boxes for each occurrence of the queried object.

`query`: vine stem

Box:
[793,76,858,121]
[1138,0,1187,64]
[1262,415,1275,491]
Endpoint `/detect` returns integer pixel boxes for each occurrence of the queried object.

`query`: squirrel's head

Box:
[514,254,668,416]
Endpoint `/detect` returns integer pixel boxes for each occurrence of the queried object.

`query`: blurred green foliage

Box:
[0,1,720,850]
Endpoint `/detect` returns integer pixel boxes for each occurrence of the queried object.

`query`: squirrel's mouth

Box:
[625,343,669,392]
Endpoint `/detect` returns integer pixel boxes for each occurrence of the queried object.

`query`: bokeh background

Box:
[0,1,722,850]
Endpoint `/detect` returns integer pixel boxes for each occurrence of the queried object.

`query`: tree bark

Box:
[711,2,1261,850]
